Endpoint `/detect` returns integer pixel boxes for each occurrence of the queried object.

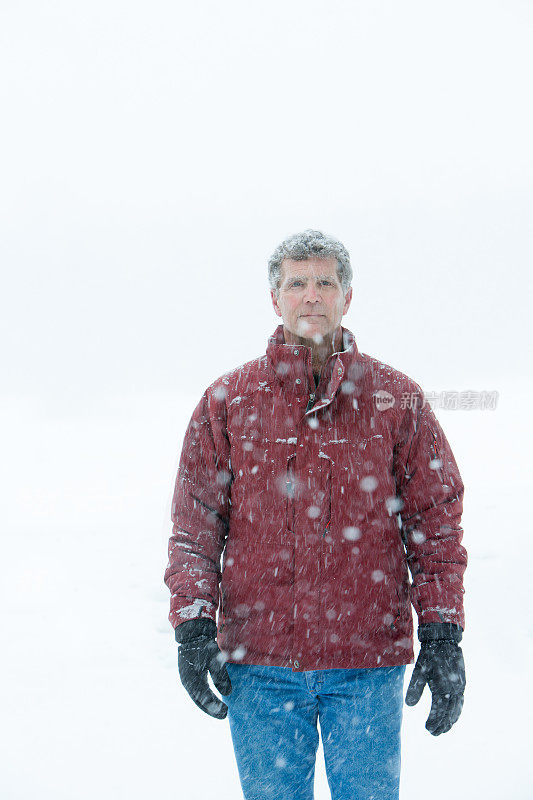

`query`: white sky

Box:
[1,2,533,798]
[1,0,532,414]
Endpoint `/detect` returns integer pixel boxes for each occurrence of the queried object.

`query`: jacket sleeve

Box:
[392,386,467,630]
[163,385,233,633]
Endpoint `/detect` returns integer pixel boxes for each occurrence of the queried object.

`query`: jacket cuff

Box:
[418,622,463,643]
[175,617,217,644]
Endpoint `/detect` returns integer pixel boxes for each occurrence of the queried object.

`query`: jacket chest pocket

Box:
[286,452,333,536]
[318,454,333,537]
[286,453,297,533]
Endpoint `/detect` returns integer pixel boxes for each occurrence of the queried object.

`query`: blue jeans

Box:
[223,663,406,800]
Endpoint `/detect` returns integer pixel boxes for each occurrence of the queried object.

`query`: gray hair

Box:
[268,229,353,296]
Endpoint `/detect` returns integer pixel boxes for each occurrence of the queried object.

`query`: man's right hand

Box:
[176,618,232,719]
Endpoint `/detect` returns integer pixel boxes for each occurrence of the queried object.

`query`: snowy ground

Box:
[1,381,531,799]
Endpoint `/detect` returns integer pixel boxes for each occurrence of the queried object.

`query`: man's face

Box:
[270,256,352,342]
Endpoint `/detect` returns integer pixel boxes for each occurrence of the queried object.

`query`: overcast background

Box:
[1,2,532,799]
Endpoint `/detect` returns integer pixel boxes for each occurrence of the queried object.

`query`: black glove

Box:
[175,618,232,720]
[405,622,466,736]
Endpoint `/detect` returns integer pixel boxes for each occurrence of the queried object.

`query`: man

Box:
[164,229,467,800]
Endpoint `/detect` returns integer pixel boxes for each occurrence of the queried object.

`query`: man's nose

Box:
[303,282,322,303]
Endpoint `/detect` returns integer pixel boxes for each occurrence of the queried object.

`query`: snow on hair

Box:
[268,229,353,296]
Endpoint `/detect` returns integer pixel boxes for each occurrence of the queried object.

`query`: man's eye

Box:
[291,281,303,287]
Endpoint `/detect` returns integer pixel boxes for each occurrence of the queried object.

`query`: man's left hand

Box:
[405,627,466,736]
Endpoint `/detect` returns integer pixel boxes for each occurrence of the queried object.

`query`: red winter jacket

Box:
[164,325,467,671]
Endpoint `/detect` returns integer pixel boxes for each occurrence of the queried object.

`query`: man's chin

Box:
[295,318,327,342]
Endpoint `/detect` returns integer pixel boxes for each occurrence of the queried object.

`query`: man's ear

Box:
[342,286,353,315]
[271,289,282,318]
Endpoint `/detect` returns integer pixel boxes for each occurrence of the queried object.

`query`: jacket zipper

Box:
[306,392,316,413]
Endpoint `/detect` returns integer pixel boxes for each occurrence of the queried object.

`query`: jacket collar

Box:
[266,323,362,411]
